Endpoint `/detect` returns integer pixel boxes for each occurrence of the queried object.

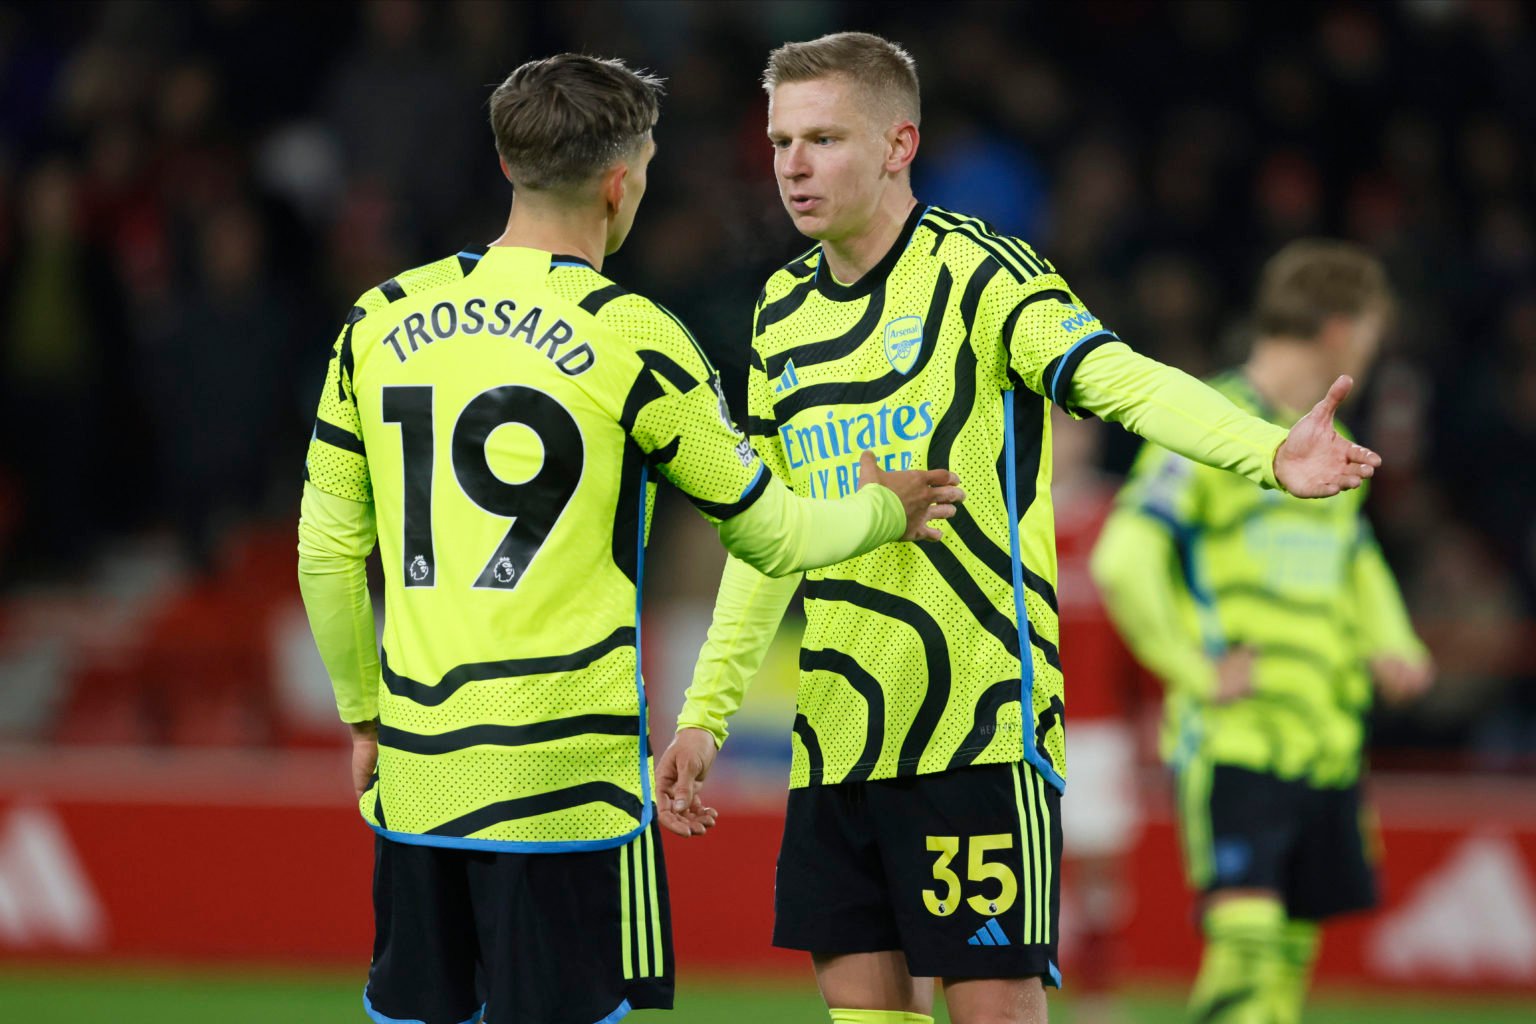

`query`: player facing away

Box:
[295,54,964,1024]
[653,32,1383,1024]
[1090,241,1433,1024]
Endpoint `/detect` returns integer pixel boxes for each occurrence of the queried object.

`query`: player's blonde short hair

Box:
[489,54,663,194]
[763,31,920,127]
[1254,239,1394,340]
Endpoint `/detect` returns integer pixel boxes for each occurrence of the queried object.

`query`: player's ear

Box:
[600,162,630,217]
[885,120,920,176]
[498,156,513,184]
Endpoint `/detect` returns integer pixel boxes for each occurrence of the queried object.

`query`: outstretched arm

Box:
[1069,344,1380,497]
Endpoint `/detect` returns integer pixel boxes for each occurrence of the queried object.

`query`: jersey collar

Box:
[813,202,927,302]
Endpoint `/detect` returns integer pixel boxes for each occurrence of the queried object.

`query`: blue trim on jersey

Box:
[634,465,654,815]
[456,250,484,262]
[1047,960,1063,988]
[594,999,634,1024]
[363,989,484,1024]
[1002,390,1066,793]
[550,260,589,269]
[1047,329,1115,406]
[368,818,648,854]
[734,461,766,502]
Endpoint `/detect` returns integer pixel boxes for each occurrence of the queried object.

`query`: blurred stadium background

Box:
[0,1,1532,1021]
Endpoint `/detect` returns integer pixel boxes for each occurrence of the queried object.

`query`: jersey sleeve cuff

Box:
[1043,332,1124,416]
[685,460,770,520]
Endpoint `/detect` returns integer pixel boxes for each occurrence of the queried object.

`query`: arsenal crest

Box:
[883,316,923,375]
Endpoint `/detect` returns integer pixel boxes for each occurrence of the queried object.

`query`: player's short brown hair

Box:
[1254,239,1394,339]
[763,31,920,126]
[489,54,663,194]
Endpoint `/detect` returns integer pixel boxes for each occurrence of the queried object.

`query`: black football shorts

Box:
[1177,761,1378,921]
[773,761,1062,985]
[364,817,673,1024]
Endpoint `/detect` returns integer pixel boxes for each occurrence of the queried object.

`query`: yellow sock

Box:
[1188,896,1286,1024]
[829,1011,925,1024]
[1273,917,1319,1024]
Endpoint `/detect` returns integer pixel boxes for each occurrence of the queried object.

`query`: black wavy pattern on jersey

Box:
[374,778,386,829]
[313,417,365,455]
[380,626,635,706]
[1213,583,1339,622]
[380,714,638,755]
[611,440,647,585]
[756,277,817,337]
[337,306,365,402]
[925,209,1053,280]
[645,436,680,468]
[745,414,778,441]
[994,379,1061,617]
[619,367,666,434]
[915,540,1019,659]
[378,277,407,302]
[748,346,766,373]
[773,266,952,421]
[804,577,950,774]
[1032,694,1065,771]
[947,679,1019,770]
[785,247,819,278]
[792,713,824,780]
[763,285,885,379]
[640,349,702,393]
[1000,371,1045,521]
[579,283,630,316]
[425,781,644,837]
[927,219,1036,283]
[684,462,769,520]
[1042,332,1120,411]
[801,647,885,782]
[1017,288,1071,310]
[815,204,927,301]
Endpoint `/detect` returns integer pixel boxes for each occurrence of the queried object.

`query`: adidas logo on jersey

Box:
[774,360,800,393]
[967,917,1011,946]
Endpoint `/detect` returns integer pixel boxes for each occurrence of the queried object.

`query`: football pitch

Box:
[0,969,1529,1023]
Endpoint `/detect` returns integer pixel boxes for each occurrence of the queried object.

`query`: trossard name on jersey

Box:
[380,297,597,377]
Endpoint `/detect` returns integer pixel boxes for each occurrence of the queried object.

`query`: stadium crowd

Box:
[0,0,1531,760]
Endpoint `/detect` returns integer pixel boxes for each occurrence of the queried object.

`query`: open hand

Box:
[1273,376,1382,498]
[858,451,965,541]
[656,728,720,837]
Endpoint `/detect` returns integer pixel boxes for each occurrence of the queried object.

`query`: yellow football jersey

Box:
[305,244,766,851]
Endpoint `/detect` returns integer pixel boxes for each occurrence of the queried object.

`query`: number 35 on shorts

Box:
[921,834,1018,917]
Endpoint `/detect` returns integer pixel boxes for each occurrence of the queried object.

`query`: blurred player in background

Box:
[656,32,1382,1024]
[1091,241,1434,1024]
[295,53,961,1024]
[1051,410,1146,1024]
